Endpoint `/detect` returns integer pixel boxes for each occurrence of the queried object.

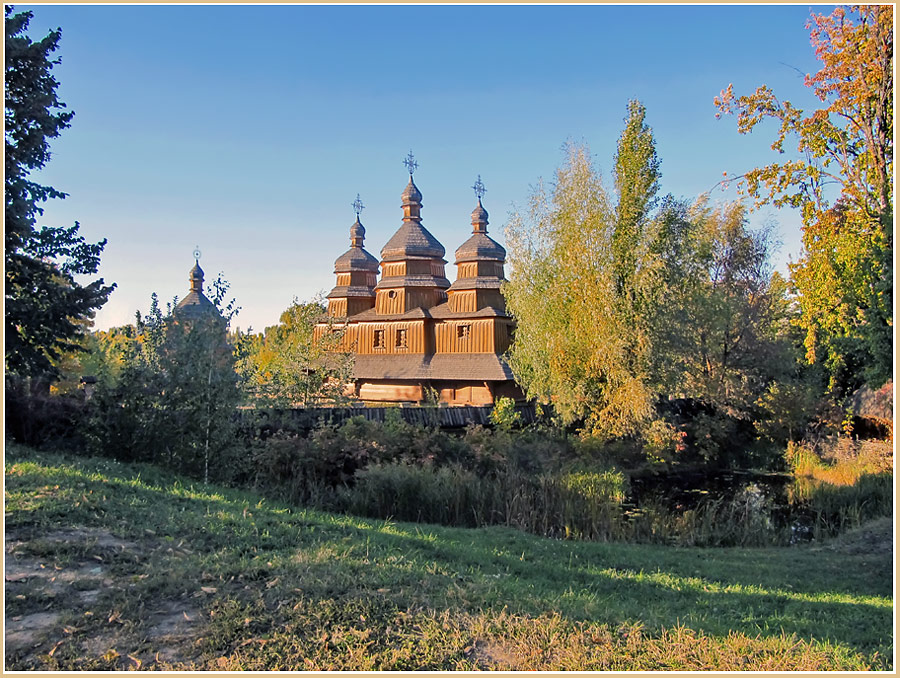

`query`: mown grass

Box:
[4,443,893,670]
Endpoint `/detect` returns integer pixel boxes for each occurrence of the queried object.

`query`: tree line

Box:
[5,6,892,475]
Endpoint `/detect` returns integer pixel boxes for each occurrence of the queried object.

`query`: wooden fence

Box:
[238,403,536,436]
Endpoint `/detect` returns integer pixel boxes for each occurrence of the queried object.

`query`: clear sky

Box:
[17,3,833,334]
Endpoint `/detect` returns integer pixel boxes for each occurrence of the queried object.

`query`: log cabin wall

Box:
[375,288,406,314]
[448,290,476,313]
[447,289,504,313]
[494,319,514,354]
[376,287,443,314]
[340,324,359,352]
[355,320,428,354]
[334,271,377,288]
[327,295,375,319]
[358,381,424,402]
[435,319,497,354]
[456,261,504,279]
[326,298,347,318]
[437,383,494,406]
[476,289,505,310]
[346,297,375,316]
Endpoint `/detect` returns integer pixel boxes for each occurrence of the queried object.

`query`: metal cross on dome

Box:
[403,150,418,176]
[472,175,486,201]
[193,246,201,263]
[352,194,365,218]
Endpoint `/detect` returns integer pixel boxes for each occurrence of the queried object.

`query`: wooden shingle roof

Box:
[353,353,514,381]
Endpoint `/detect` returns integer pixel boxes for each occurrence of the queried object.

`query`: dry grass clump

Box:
[456,611,880,671]
[787,438,893,485]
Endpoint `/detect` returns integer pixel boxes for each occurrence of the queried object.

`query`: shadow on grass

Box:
[5,447,893,667]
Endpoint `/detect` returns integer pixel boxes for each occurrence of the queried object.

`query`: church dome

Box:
[401,178,423,204]
[335,246,379,273]
[381,171,446,262]
[335,215,379,272]
[349,217,366,242]
[381,222,445,261]
[175,258,220,321]
[471,202,489,225]
[455,232,506,263]
[455,192,504,263]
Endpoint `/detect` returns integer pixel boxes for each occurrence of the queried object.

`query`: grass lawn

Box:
[4,444,893,670]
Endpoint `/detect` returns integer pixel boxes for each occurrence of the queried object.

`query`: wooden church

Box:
[314,156,522,406]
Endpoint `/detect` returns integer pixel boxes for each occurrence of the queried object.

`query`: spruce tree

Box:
[5,7,114,381]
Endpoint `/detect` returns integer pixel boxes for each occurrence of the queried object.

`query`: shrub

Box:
[490,397,522,430]
[4,382,87,451]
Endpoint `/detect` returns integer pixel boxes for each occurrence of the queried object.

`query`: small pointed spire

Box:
[471,177,489,234]
[189,247,204,292]
[350,195,366,248]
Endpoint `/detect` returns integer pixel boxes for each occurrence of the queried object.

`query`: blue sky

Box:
[17,3,832,333]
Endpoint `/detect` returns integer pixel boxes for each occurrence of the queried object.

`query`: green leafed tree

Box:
[504,141,655,439]
[5,7,115,381]
[648,198,798,411]
[504,103,805,461]
[613,99,661,305]
[504,103,666,441]
[235,298,353,407]
[715,5,892,394]
[87,278,241,484]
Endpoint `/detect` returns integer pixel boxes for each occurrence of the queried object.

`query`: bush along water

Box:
[249,415,893,547]
[784,439,893,541]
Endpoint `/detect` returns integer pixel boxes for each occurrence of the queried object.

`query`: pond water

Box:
[628,469,793,508]
[625,469,817,543]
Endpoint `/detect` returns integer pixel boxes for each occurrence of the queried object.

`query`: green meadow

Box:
[4,444,893,671]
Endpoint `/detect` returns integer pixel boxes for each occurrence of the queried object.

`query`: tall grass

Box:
[250,420,892,548]
[340,463,629,541]
[785,438,894,539]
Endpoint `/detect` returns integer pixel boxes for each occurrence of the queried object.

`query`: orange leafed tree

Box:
[715,5,893,393]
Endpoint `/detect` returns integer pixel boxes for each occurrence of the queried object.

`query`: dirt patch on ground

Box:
[41,527,138,551]
[4,612,63,653]
[4,525,206,670]
[819,517,893,555]
[465,638,525,669]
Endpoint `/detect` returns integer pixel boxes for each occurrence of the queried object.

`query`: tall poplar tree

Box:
[504,142,657,439]
[612,99,661,304]
[504,103,795,460]
[5,7,114,381]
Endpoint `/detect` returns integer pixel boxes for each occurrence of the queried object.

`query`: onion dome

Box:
[175,256,218,320]
[401,177,423,205]
[349,217,366,247]
[454,197,506,263]
[326,201,379,318]
[380,175,446,262]
[381,221,446,261]
[373,155,451,313]
[189,261,204,290]
[447,179,508,313]
[334,216,379,273]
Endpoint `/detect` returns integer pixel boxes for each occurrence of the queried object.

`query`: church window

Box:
[457,324,471,340]
[396,328,408,348]
[374,329,385,349]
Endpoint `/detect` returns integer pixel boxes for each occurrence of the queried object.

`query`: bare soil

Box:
[4,526,204,669]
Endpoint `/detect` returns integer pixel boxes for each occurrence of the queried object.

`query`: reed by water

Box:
[251,417,892,547]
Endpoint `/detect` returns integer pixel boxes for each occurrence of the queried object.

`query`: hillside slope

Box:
[4,445,893,670]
